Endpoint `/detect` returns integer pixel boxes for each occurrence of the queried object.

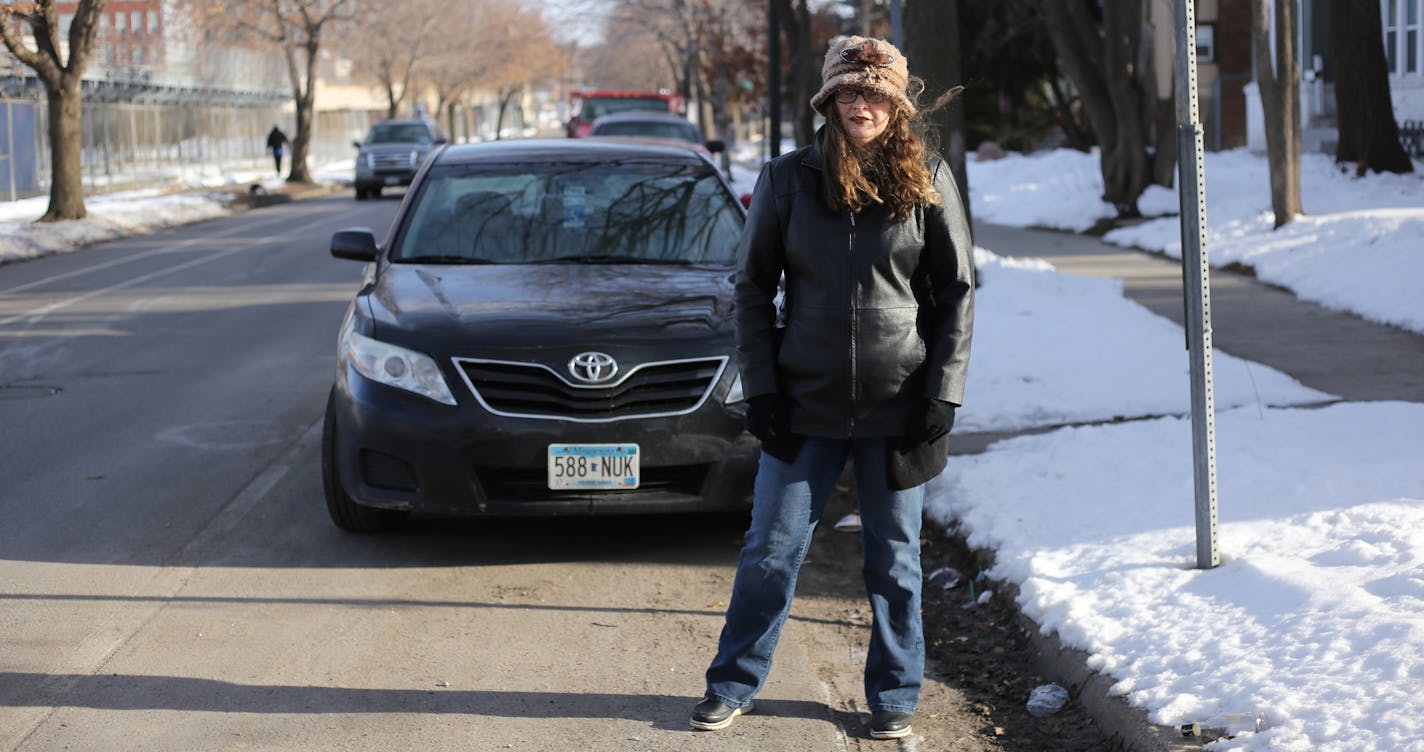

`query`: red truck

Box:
[565,90,685,138]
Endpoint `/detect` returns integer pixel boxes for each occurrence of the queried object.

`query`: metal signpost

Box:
[1173,0,1220,569]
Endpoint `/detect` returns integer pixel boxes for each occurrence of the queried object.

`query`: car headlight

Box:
[409,150,419,167]
[724,370,745,404]
[344,330,456,406]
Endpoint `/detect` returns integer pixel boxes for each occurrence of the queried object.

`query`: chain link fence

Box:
[1,92,383,202]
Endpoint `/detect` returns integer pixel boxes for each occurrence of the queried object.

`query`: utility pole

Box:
[1173,0,1220,570]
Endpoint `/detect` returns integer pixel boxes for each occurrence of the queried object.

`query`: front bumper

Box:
[330,368,758,517]
[354,170,417,190]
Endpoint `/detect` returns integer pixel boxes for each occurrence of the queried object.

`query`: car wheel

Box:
[355,187,368,200]
[371,186,383,198]
[322,388,409,533]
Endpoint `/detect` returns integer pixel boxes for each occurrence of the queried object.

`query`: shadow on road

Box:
[0,671,832,732]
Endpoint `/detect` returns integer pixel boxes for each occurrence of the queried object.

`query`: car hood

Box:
[366,262,737,358]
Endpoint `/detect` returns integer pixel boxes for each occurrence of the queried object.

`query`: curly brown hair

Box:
[819,83,955,219]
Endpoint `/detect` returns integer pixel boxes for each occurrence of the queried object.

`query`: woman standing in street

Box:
[691,36,974,740]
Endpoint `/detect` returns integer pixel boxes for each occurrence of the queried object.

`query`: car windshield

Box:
[593,121,700,143]
[366,123,433,144]
[395,161,741,266]
[580,97,671,120]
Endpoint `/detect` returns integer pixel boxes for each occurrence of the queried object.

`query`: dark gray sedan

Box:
[323,139,758,531]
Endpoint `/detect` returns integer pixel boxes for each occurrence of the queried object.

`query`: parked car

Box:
[588,112,725,158]
[323,139,758,531]
[352,118,446,200]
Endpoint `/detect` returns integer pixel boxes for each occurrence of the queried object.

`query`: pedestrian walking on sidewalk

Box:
[692,35,974,741]
[266,124,289,177]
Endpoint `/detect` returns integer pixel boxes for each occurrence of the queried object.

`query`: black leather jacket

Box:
[735,135,974,438]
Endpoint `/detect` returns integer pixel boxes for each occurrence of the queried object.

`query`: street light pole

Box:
[1173,0,1220,570]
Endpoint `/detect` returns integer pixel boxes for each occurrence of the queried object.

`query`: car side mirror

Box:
[706,140,726,154]
[352,140,362,149]
[739,192,753,209]
[435,137,448,145]
[331,228,379,262]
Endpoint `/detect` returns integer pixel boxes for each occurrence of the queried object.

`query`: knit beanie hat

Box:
[809,36,913,114]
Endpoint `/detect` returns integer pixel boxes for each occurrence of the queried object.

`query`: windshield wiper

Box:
[534,254,693,265]
[397,255,498,265]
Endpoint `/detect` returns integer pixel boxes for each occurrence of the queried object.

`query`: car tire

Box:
[355,187,368,200]
[371,186,383,198]
[322,388,409,533]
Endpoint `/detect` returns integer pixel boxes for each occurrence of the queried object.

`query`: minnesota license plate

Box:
[547,444,640,490]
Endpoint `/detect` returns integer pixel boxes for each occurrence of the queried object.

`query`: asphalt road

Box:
[0,195,978,751]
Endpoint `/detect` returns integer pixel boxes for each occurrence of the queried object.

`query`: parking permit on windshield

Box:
[548,443,639,490]
[561,186,588,229]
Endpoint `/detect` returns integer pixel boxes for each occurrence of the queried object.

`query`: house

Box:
[1246,0,1424,155]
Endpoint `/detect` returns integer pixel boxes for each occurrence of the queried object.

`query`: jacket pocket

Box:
[856,305,925,406]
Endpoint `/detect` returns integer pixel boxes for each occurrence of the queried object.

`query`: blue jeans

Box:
[703,437,925,713]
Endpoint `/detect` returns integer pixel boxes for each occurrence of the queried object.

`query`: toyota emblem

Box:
[568,352,618,383]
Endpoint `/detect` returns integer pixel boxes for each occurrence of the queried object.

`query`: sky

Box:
[4,145,1423,751]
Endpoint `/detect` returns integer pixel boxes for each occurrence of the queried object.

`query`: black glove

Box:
[912,399,957,443]
[745,394,790,440]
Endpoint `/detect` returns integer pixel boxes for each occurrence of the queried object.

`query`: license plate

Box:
[548,444,639,490]
[384,175,400,185]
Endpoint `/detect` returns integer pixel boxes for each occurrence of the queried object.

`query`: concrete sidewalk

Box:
[950,222,1424,751]
[974,222,1424,403]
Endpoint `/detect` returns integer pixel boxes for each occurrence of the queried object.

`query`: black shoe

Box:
[690,698,753,731]
[869,710,913,739]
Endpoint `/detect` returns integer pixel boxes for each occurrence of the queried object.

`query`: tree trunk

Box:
[1251,0,1301,227]
[1153,96,1177,186]
[287,39,319,183]
[905,0,971,227]
[1329,0,1413,174]
[773,0,816,147]
[42,76,87,222]
[495,90,514,141]
[1045,0,1152,217]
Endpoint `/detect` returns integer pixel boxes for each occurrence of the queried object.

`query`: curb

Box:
[957,539,1199,752]
[228,181,344,211]
[1012,605,1198,751]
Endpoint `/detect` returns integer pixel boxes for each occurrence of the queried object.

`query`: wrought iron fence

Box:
[1400,120,1424,159]
[1,91,384,203]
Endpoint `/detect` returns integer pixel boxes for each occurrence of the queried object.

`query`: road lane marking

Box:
[0,210,310,297]
[0,246,249,327]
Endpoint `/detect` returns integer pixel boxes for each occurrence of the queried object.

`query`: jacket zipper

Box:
[847,211,857,435]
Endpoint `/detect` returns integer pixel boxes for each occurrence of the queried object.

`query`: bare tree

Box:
[574,24,669,90]
[195,0,355,183]
[422,0,563,140]
[1328,0,1413,175]
[771,0,819,147]
[695,0,765,168]
[343,0,439,119]
[1044,0,1155,218]
[422,5,482,137]
[0,0,108,221]
[905,0,970,226]
[1250,0,1301,227]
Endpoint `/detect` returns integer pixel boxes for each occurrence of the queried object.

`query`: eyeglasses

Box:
[835,89,888,105]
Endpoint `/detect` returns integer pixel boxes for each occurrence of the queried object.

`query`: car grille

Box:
[371,152,412,171]
[475,465,708,501]
[454,356,727,422]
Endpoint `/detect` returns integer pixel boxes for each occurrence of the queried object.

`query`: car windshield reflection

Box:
[367,124,434,144]
[393,162,741,266]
